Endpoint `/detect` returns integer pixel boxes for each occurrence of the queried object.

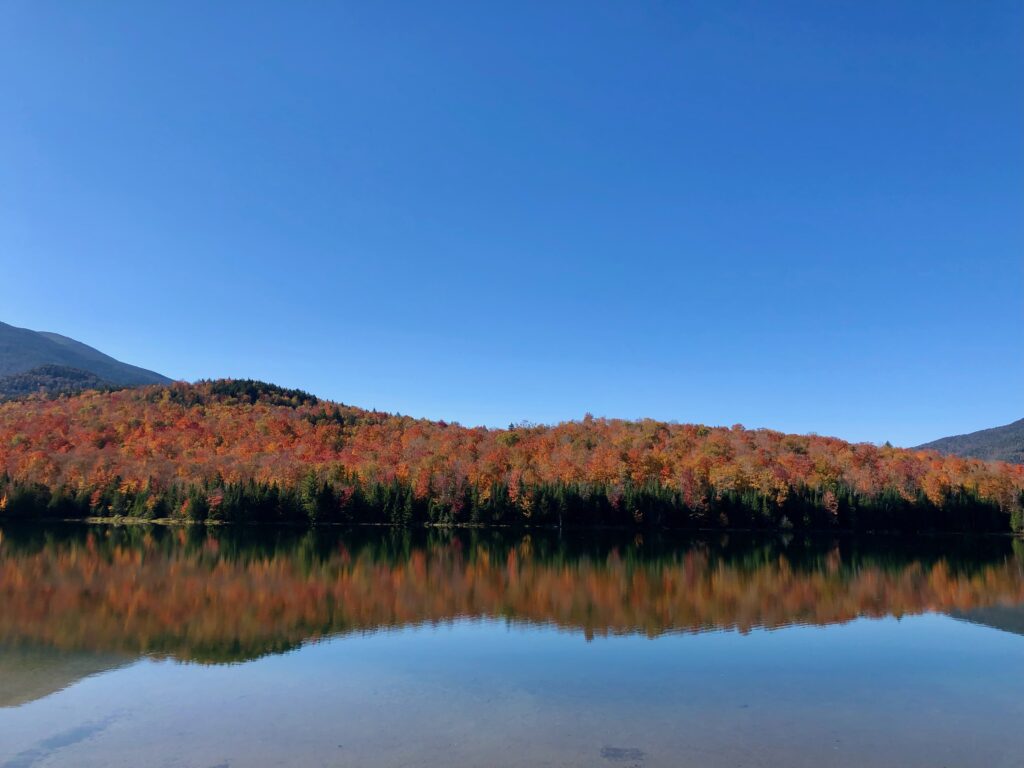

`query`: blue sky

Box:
[2,1,1021,446]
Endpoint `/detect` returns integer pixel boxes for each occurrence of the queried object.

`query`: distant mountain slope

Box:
[916,419,1024,465]
[0,365,117,401]
[0,321,170,387]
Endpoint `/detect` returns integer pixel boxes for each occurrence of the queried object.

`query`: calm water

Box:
[1,526,1023,767]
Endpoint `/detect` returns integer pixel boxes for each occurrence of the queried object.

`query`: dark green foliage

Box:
[0,364,120,401]
[3,470,1019,534]
[1011,495,1024,535]
[208,379,319,408]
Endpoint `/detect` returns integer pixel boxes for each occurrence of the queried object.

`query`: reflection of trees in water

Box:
[2,525,1023,664]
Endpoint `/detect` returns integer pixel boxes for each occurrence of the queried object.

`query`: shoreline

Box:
[0,516,1018,538]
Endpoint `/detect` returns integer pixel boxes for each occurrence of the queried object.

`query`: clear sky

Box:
[2,1,1021,446]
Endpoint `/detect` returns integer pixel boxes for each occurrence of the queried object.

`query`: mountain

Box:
[916,419,1024,465]
[0,321,170,391]
[1,380,1022,532]
[0,365,118,401]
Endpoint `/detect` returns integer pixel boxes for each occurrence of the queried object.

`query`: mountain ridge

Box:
[0,321,170,394]
[0,365,118,401]
[915,419,1024,466]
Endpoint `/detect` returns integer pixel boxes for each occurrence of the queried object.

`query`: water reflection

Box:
[0,647,128,709]
[2,524,1023,665]
[4,526,1024,767]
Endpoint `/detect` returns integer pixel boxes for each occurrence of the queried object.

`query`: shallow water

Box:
[1,526,1023,767]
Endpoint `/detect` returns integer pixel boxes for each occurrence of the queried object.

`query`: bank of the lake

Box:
[2,381,1023,534]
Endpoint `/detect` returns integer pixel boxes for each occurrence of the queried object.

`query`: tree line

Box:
[1,380,1022,533]
[0,471,1016,533]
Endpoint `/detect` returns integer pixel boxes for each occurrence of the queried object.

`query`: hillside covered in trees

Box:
[0,364,118,402]
[916,418,1024,466]
[1,380,1023,532]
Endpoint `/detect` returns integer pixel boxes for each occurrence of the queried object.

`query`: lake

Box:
[1,525,1023,767]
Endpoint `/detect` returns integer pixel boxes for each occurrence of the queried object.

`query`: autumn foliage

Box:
[0,380,1022,531]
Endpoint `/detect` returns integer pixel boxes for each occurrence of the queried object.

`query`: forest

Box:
[1,380,1022,533]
